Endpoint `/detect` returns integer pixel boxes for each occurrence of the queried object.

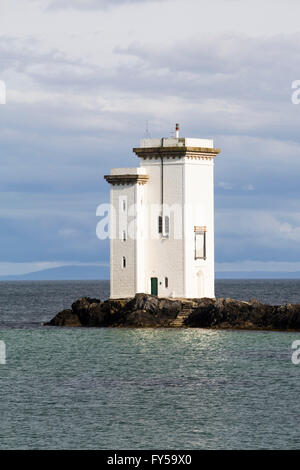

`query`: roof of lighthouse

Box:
[140,137,214,149]
[134,136,221,160]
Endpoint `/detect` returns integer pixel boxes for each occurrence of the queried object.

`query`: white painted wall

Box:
[140,158,185,297]
[183,158,215,298]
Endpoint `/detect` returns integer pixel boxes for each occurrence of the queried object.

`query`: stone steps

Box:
[171,306,193,327]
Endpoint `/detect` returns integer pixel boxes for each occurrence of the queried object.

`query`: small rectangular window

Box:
[158,216,163,234]
[122,230,127,241]
[122,200,126,211]
[164,216,169,235]
[122,256,126,268]
[165,277,168,288]
[194,226,206,260]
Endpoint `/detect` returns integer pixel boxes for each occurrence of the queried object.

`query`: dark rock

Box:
[116,293,181,327]
[46,294,300,331]
[45,309,81,327]
[186,297,300,330]
[71,297,101,326]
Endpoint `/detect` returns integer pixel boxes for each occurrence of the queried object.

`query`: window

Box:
[158,216,163,234]
[122,230,127,241]
[122,256,126,268]
[122,200,126,211]
[164,216,170,235]
[194,226,206,260]
[165,277,169,288]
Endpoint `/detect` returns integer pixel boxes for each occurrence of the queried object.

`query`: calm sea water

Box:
[0,280,299,449]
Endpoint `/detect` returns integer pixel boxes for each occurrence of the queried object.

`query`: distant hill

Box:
[0,265,110,281]
[215,271,300,279]
[1,266,300,281]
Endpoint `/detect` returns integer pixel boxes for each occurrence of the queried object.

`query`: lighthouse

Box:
[104,125,220,299]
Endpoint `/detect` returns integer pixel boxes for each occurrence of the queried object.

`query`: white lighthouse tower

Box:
[104,125,220,299]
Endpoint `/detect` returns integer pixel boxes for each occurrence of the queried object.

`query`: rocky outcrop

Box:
[45,294,300,331]
[47,294,182,328]
[49,308,81,327]
[185,298,300,330]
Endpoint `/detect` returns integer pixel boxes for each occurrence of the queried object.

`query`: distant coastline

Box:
[0,265,110,281]
[2,265,300,281]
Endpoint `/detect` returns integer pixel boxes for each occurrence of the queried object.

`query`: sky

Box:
[1,0,300,276]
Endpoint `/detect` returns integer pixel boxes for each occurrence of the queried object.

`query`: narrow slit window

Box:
[194,226,207,260]
[165,277,168,288]
[122,200,126,211]
[158,216,163,234]
[122,230,127,241]
[165,216,170,235]
[122,256,126,268]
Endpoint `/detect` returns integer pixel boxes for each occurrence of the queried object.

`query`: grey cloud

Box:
[0,190,109,263]
[2,33,300,164]
[215,207,300,263]
[0,35,92,77]
[13,32,299,146]
[115,33,300,102]
[4,32,298,118]
[46,0,167,10]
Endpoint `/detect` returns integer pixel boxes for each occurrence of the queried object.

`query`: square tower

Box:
[105,128,220,299]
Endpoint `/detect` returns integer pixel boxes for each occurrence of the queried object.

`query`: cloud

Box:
[0,190,110,264]
[113,32,300,138]
[242,184,255,191]
[3,32,299,142]
[46,0,168,10]
[215,208,300,263]
[217,182,233,190]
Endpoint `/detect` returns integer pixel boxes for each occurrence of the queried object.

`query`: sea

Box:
[0,279,299,450]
